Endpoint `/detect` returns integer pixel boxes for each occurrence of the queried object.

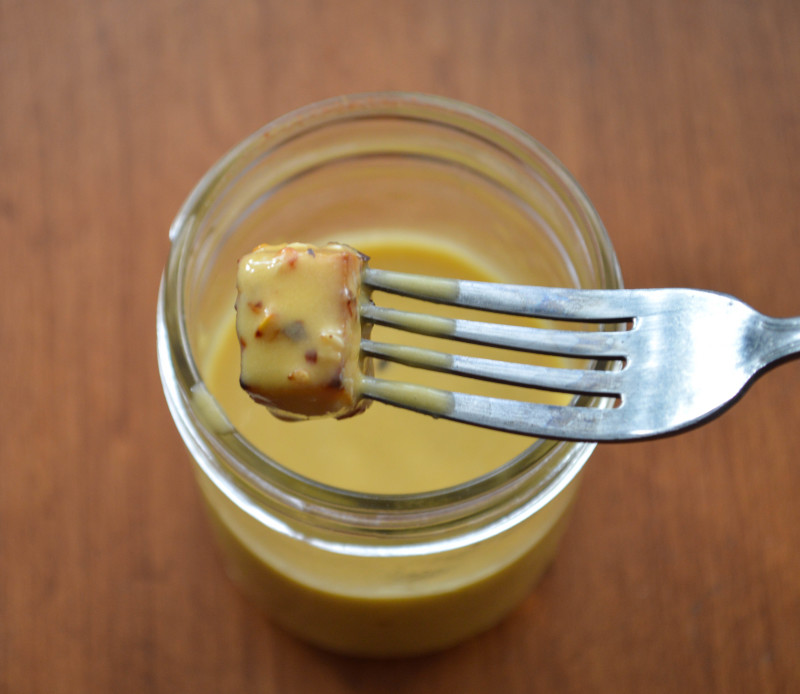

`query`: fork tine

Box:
[362,339,622,396]
[360,303,630,359]
[363,268,638,323]
[359,377,621,441]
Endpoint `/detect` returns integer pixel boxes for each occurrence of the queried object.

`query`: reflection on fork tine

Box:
[359,303,631,359]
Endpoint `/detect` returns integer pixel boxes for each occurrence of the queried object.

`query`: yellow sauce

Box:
[198,483,575,656]
[235,242,367,420]
[196,232,580,655]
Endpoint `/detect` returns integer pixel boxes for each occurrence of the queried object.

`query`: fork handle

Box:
[757,315,800,367]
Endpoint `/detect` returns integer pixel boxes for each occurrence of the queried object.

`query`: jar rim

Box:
[158,92,622,544]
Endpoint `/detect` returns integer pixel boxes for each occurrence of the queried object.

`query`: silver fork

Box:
[357,269,800,442]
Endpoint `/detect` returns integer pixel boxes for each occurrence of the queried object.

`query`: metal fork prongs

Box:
[357,269,800,442]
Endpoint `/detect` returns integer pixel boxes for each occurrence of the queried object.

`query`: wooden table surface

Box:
[2,1,800,692]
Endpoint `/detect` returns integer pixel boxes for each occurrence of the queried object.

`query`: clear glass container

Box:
[157,93,622,657]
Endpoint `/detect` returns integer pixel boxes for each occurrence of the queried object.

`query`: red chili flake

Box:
[343,287,356,318]
[255,313,279,339]
[280,247,299,268]
[248,301,263,313]
[305,349,318,364]
[239,337,247,349]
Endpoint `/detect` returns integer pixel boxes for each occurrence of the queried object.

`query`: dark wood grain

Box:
[2,1,799,692]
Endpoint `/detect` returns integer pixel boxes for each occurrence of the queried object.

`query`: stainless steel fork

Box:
[357,269,800,441]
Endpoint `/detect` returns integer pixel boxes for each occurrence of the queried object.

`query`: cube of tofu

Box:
[235,242,371,420]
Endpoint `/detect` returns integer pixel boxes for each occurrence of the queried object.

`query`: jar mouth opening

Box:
[159,91,622,522]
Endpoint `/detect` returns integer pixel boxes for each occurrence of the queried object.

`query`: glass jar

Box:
[157,93,622,657]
